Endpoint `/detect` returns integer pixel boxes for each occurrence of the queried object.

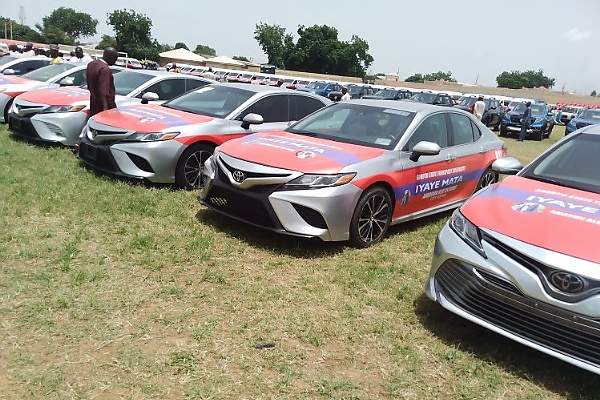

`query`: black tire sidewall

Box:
[349,186,392,248]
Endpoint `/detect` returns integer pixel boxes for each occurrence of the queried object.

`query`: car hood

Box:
[18,87,90,104]
[217,131,387,174]
[461,175,600,263]
[91,104,215,131]
[0,75,34,87]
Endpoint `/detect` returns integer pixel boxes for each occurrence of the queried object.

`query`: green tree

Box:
[0,17,42,42]
[253,22,290,68]
[194,44,216,56]
[405,73,424,83]
[233,55,250,62]
[423,70,456,82]
[35,7,97,45]
[496,69,555,89]
[106,9,155,60]
[174,42,188,50]
[591,90,598,97]
[96,34,117,50]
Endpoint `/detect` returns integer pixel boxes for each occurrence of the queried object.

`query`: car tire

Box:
[175,142,215,190]
[536,126,545,141]
[349,186,392,248]
[476,168,497,192]
[3,99,13,124]
[499,126,507,137]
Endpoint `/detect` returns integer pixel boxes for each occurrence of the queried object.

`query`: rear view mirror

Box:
[141,92,160,104]
[241,113,264,129]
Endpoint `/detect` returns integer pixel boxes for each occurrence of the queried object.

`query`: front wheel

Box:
[175,143,215,190]
[476,168,497,192]
[349,186,392,248]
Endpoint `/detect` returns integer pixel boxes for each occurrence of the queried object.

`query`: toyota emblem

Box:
[549,271,585,293]
[232,170,246,183]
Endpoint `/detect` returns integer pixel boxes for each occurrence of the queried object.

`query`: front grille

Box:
[435,260,600,368]
[510,115,521,123]
[204,183,279,229]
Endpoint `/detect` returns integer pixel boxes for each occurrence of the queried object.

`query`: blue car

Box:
[565,108,600,135]
[499,102,554,141]
[296,80,343,97]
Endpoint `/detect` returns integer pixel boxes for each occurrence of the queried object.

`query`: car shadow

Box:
[195,207,346,258]
[413,293,600,398]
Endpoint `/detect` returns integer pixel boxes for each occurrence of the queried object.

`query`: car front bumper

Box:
[425,221,600,375]
[8,110,89,146]
[77,136,187,184]
[198,153,363,242]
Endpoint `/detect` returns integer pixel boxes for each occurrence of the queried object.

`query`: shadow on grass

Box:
[413,293,600,398]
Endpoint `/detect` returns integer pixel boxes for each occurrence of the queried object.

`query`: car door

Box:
[447,112,486,200]
[398,112,459,215]
[232,93,292,132]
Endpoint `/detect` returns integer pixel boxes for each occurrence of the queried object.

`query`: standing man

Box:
[340,87,351,101]
[70,46,93,63]
[86,47,118,117]
[518,101,532,142]
[23,42,36,56]
[49,44,62,64]
[474,95,485,121]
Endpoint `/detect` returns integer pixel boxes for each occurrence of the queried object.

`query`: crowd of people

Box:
[1,42,94,64]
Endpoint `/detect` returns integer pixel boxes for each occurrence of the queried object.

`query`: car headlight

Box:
[449,209,486,257]
[123,132,179,142]
[43,105,86,113]
[281,173,356,190]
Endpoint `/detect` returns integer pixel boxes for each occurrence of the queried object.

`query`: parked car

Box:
[0,55,50,77]
[565,108,600,135]
[77,84,332,189]
[8,69,211,146]
[0,62,89,123]
[198,100,507,247]
[407,91,454,107]
[296,81,343,97]
[454,96,503,130]
[346,84,377,99]
[500,102,554,140]
[425,124,600,375]
[559,105,583,125]
[361,87,413,101]
[115,57,143,69]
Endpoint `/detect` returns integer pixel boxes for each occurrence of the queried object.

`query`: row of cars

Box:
[3,58,600,378]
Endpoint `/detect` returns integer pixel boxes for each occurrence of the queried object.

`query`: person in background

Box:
[86,47,118,117]
[70,46,93,63]
[49,44,62,64]
[23,42,35,56]
[340,87,351,101]
[473,95,485,121]
[170,63,181,73]
[518,101,532,142]
[204,67,215,80]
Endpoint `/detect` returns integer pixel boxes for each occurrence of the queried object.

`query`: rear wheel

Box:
[175,143,215,190]
[349,186,392,248]
[476,168,497,192]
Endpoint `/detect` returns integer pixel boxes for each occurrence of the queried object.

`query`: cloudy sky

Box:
[4,0,598,94]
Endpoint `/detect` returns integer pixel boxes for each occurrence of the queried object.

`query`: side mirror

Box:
[59,77,75,86]
[2,68,15,75]
[492,157,523,175]
[141,92,160,104]
[241,113,264,129]
[409,141,441,162]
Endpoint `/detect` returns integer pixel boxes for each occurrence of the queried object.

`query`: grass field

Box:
[1,123,599,400]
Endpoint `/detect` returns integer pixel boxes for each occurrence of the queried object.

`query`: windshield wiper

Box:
[287,129,318,136]
[525,175,572,188]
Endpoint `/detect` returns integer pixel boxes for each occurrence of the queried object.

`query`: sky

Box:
[4,0,599,95]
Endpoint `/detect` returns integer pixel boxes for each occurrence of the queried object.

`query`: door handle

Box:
[446,154,456,161]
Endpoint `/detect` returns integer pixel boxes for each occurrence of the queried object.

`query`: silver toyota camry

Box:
[8,69,212,146]
[198,100,507,247]
[77,83,331,189]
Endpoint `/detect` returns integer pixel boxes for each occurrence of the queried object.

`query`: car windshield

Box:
[530,104,546,115]
[0,55,21,66]
[410,92,437,103]
[348,86,363,94]
[112,70,156,96]
[521,133,600,194]
[287,102,416,150]
[307,82,327,90]
[562,106,580,113]
[375,89,397,97]
[579,109,600,120]
[162,85,253,118]
[21,62,77,82]
[458,97,477,106]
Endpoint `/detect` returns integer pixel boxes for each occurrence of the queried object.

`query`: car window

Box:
[293,95,327,120]
[62,69,87,86]
[21,63,76,82]
[164,85,254,118]
[449,113,477,146]
[405,113,448,151]
[241,94,289,122]
[143,78,186,100]
[185,78,210,91]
